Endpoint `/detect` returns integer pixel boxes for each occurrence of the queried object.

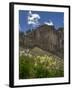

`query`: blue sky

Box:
[19,10,64,32]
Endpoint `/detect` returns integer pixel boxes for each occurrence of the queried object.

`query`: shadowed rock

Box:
[19,24,64,58]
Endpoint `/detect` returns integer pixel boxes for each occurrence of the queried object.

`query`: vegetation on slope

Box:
[19,47,64,79]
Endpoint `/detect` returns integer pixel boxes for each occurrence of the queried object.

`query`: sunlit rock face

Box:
[19,24,64,58]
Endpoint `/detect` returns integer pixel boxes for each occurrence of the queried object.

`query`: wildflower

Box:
[34,62,37,66]
[36,56,41,59]
[28,53,32,58]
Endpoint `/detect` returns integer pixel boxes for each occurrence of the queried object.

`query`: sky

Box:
[19,10,64,32]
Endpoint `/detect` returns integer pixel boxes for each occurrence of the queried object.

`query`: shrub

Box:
[19,54,64,79]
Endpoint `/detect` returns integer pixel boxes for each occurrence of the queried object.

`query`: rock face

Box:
[19,25,64,58]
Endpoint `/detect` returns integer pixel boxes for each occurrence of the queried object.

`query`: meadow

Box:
[19,47,64,79]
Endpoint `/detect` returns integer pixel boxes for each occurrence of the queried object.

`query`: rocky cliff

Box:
[19,25,64,58]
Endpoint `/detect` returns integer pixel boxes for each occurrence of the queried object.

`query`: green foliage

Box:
[19,54,64,79]
[19,55,35,79]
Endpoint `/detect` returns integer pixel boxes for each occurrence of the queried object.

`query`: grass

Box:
[19,48,64,79]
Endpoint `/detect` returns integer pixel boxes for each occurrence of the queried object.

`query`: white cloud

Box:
[44,20,54,26]
[28,11,40,27]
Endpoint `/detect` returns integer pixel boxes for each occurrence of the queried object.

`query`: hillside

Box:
[19,25,64,79]
[19,46,64,79]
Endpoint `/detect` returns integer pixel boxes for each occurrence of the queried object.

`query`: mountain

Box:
[19,24,64,58]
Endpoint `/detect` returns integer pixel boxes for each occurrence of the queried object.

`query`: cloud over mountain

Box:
[44,20,54,26]
[28,11,40,27]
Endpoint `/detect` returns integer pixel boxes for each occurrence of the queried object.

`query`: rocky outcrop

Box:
[19,25,64,58]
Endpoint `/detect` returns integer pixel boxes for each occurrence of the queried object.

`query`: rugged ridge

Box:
[19,24,64,58]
